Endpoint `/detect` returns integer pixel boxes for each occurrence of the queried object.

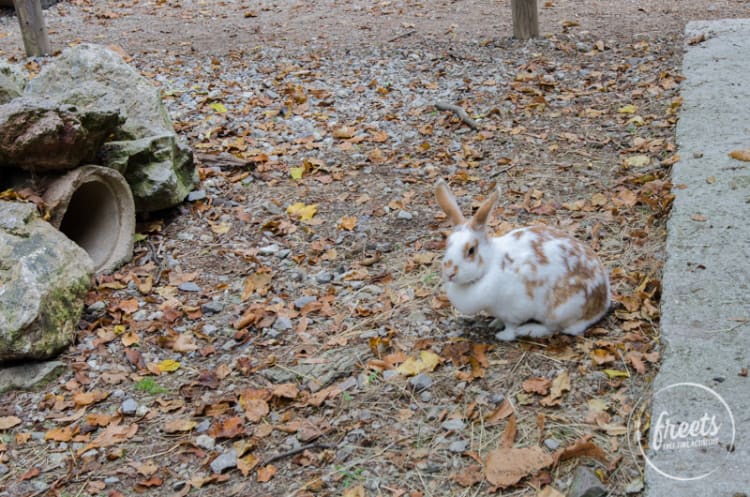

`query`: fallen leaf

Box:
[522,377,551,395]
[238,453,259,476]
[485,447,554,488]
[728,149,750,162]
[338,215,357,231]
[602,369,630,379]
[396,350,441,376]
[333,126,356,139]
[44,426,73,442]
[553,436,608,465]
[19,467,40,481]
[172,333,199,353]
[272,383,299,399]
[500,415,517,448]
[209,102,228,113]
[290,166,305,180]
[241,271,273,300]
[157,359,181,373]
[538,486,565,497]
[618,104,637,114]
[540,371,570,406]
[286,202,318,222]
[453,463,484,487]
[257,464,277,482]
[0,416,21,430]
[241,397,270,423]
[163,419,197,434]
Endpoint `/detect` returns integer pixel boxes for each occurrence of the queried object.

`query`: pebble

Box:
[104,476,120,485]
[121,398,138,416]
[419,391,433,402]
[210,449,237,474]
[259,243,280,255]
[131,309,148,321]
[178,282,201,292]
[195,419,211,433]
[136,405,150,417]
[448,440,469,453]
[187,189,207,201]
[315,270,333,284]
[382,370,399,381]
[201,301,224,314]
[441,419,466,431]
[86,301,106,313]
[0,464,7,476]
[273,316,293,330]
[195,434,216,451]
[397,210,413,220]
[544,438,561,450]
[408,373,433,391]
[294,295,317,309]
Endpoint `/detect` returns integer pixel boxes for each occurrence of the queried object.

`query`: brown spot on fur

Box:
[582,281,609,321]
[500,253,514,271]
[525,279,545,299]
[464,240,479,262]
[513,230,524,240]
[531,237,549,265]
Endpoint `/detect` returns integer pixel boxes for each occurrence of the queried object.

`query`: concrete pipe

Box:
[43,165,135,274]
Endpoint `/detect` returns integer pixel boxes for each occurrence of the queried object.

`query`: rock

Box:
[273,315,293,331]
[408,373,433,391]
[0,360,65,394]
[262,345,369,390]
[314,270,333,284]
[0,464,7,476]
[210,449,237,474]
[186,190,206,202]
[544,438,561,450]
[121,398,138,416]
[25,44,197,212]
[568,466,607,497]
[178,282,201,292]
[0,202,93,363]
[0,97,122,171]
[448,440,469,453]
[624,478,644,494]
[397,210,413,220]
[441,419,466,431]
[258,244,279,255]
[294,295,317,309]
[195,434,215,451]
[201,301,224,315]
[0,72,21,104]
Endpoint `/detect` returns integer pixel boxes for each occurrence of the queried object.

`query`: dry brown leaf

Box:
[19,467,40,481]
[0,416,21,430]
[272,383,299,400]
[728,149,750,162]
[553,435,609,465]
[453,463,484,487]
[80,422,138,454]
[484,447,554,488]
[485,399,514,425]
[338,215,358,231]
[522,377,551,395]
[538,486,565,497]
[164,419,197,434]
[44,426,73,442]
[500,414,517,448]
[238,453,259,476]
[242,398,270,423]
[210,416,246,439]
[172,333,199,353]
[625,351,646,374]
[131,460,159,477]
[241,272,273,300]
[257,464,277,483]
[540,371,570,407]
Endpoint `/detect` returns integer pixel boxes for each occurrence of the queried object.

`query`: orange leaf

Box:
[553,435,608,465]
[728,149,750,162]
[271,383,299,400]
[121,331,140,347]
[453,463,484,487]
[163,419,198,434]
[118,298,139,314]
[44,426,73,442]
[136,475,163,488]
[337,216,358,231]
[238,454,259,477]
[484,399,514,425]
[522,377,551,395]
[241,398,270,423]
[19,467,40,481]
[484,447,554,488]
[210,416,246,439]
[257,464,277,482]
[500,414,517,449]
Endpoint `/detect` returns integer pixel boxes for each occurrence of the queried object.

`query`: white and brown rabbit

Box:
[435,179,610,341]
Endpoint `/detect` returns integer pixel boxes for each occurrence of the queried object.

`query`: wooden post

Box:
[12,0,51,56]
[511,0,539,40]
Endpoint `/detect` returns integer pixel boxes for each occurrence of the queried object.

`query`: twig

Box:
[435,102,478,130]
[260,441,337,467]
[388,29,416,42]
[196,152,255,169]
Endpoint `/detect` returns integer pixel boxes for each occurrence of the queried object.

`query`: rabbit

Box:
[434,179,610,341]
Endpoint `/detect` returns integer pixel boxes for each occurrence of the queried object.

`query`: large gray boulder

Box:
[0,97,121,171]
[0,62,25,104]
[0,201,93,363]
[25,43,197,212]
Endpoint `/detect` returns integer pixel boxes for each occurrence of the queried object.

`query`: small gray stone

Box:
[259,244,279,255]
[624,478,644,494]
[397,210,413,220]
[195,434,216,451]
[178,282,201,292]
[294,296,317,309]
[0,464,8,476]
[131,309,148,321]
[86,301,106,313]
[210,449,237,474]
[315,271,333,284]
[121,398,138,416]
[104,476,120,484]
[187,190,207,201]
[441,419,466,431]
[201,301,224,314]
[568,466,607,497]
[273,316,293,331]
[544,438,561,450]
[408,373,433,391]
[448,440,469,453]
[195,419,211,433]
[135,405,150,417]
[419,391,433,402]
[382,370,400,381]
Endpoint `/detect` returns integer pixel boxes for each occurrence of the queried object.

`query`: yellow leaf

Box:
[286,202,317,222]
[113,324,127,335]
[337,216,357,231]
[590,193,608,206]
[238,454,259,476]
[209,102,228,113]
[626,155,650,167]
[163,419,197,434]
[538,486,565,497]
[396,350,441,377]
[290,167,304,180]
[157,359,181,373]
[602,369,630,379]
[728,149,750,162]
[618,104,637,114]
[241,271,273,300]
[210,222,231,234]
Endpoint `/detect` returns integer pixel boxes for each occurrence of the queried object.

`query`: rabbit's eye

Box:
[468,246,475,256]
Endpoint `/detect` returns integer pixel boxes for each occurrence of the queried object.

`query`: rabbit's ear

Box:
[470,188,499,230]
[435,179,466,226]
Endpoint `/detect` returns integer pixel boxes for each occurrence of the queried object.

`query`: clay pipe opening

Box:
[43,165,135,274]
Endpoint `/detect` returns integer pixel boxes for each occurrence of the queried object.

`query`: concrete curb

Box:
[643,19,750,496]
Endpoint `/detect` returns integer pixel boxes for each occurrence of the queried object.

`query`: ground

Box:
[0,1,747,496]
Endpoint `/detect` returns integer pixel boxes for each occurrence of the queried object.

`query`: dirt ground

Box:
[0,1,748,496]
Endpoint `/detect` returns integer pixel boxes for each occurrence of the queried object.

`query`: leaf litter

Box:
[1,0,742,495]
